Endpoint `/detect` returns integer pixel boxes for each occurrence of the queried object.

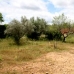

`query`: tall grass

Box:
[0,37,73,64]
[0,37,74,74]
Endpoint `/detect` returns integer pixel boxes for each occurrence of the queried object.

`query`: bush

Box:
[53,31,62,40]
[27,32,41,40]
[45,31,62,41]
[5,19,25,45]
[45,31,53,40]
[0,25,6,38]
[25,17,47,40]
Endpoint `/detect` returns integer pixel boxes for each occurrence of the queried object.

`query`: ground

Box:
[0,48,74,74]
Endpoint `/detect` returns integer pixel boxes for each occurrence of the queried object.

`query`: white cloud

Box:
[11,0,47,11]
[49,0,74,8]
[1,0,74,24]
[49,0,74,22]
[0,0,54,24]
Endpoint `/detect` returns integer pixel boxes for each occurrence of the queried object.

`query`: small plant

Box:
[54,40,57,49]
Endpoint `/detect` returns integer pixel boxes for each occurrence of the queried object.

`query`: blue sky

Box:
[0,0,74,24]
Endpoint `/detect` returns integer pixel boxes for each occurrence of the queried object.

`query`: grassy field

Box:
[0,37,73,62]
[0,37,74,74]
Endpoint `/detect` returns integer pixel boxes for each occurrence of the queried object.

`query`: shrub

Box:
[0,25,6,38]
[5,19,25,45]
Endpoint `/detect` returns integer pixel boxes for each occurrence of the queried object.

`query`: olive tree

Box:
[21,16,34,36]
[34,17,47,34]
[27,17,47,40]
[21,17,47,40]
[5,19,25,45]
[52,13,71,42]
[52,13,68,30]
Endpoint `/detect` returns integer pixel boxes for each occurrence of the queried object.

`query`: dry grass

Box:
[0,38,73,63]
[0,37,74,74]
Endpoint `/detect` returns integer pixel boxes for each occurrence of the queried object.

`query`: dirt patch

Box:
[0,50,74,74]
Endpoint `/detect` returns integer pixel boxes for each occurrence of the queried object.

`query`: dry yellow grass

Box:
[0,38,74,74]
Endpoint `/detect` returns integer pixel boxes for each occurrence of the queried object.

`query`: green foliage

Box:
[21,17,47,40]
[51,13,72,42]
[66,34,74,43]
[52,13,71,30]
[0,12,4,24]
[21,16,34,35]
[52,13,67,25]
[5,19,25,45]
[45,30,62,41]
[22,17,47,40]
[3,13,73,43]
[0,25,6,38]
[45,25,62,40]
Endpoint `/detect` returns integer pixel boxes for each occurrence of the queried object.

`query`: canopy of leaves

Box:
[21,16,47,40]
[5,19,25,45]
[52,13,71,30]
[27,17,47,40]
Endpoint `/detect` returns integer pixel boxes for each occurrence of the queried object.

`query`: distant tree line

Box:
[0,12,74,44]
[5,17,47,45]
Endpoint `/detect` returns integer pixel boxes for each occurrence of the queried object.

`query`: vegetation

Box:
[0,12,73,44]
[52,13,71,42]
[0,25,6,38]
[0,12,74,73]
[0,37,73,63]
[0,12,4,24]
[45,25,62,40]
[5,19,25,45]
[25,17,47,40]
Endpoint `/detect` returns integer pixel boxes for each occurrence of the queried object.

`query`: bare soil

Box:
[0,49,74,74]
